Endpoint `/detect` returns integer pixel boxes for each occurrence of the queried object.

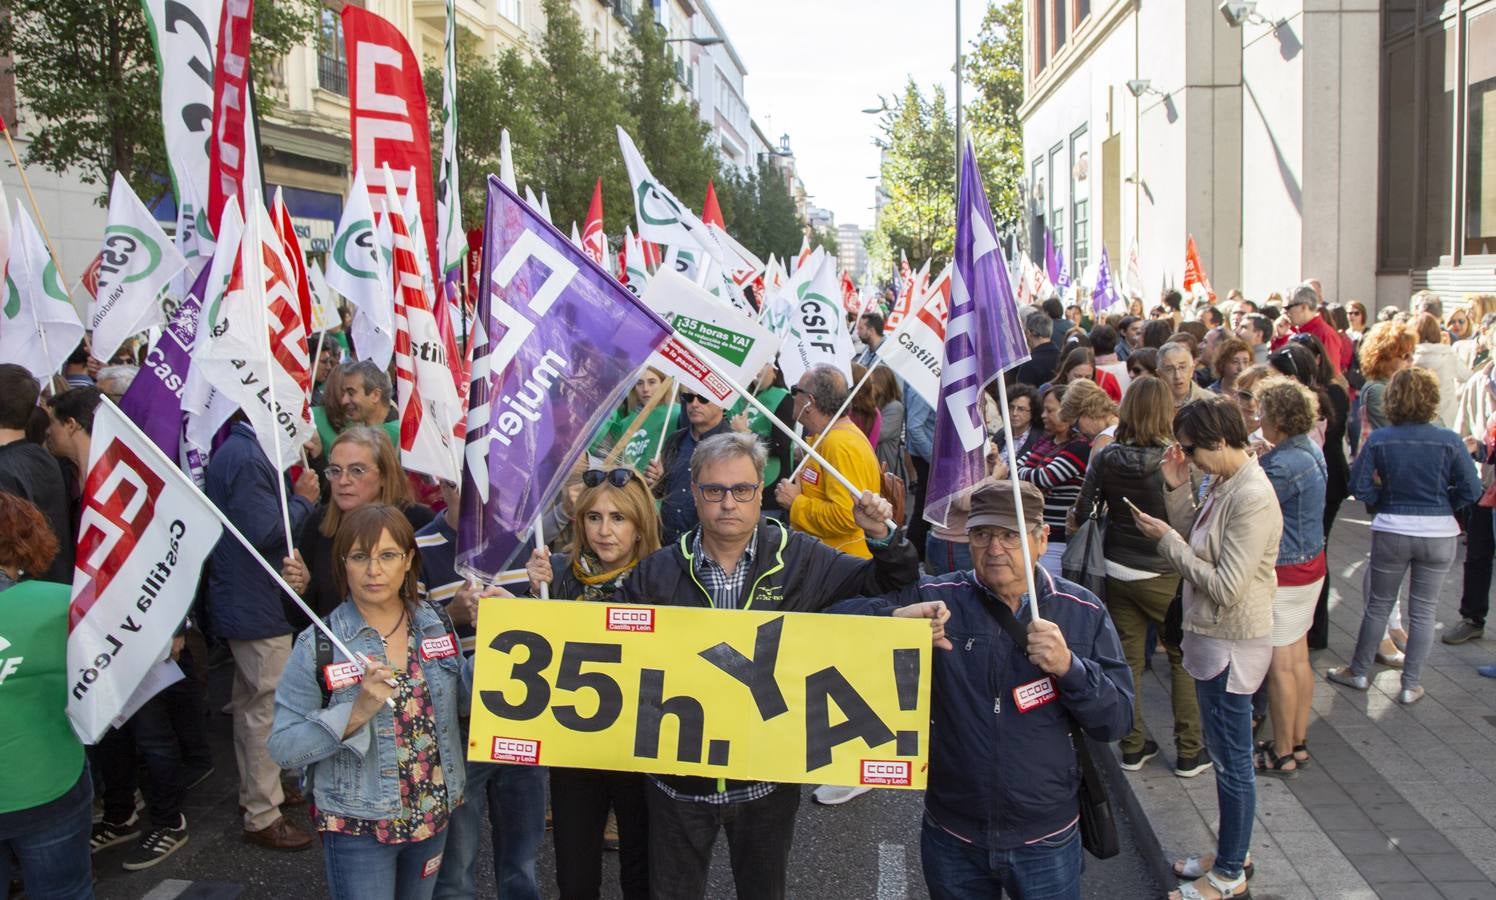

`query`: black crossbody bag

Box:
[981,598,1120,860]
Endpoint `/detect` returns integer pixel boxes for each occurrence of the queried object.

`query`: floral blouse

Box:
[315,631,450,843]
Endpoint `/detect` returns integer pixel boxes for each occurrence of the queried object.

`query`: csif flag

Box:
[67,400,223,743]
[617,126,723,266]
[926,142,1029,528]
[142,0,219,252]
[328,169,394,368]
[86,173,190,362]
[0,204,83,379]
[778,249,854,387]
[458,175,672,581]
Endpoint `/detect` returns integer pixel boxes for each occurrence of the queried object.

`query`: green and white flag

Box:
[642,269,778,408]
[778,249,854,386]
[307,258,339,334]
[87,172,190,362]
[141,0,220,246]
[617,126,723,265]
[328,168,393,368]
[435,0,462,282]
[622,226,650,298]
[0,204,84,379]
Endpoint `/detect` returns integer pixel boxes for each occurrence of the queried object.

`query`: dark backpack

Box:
[314,600,458,708]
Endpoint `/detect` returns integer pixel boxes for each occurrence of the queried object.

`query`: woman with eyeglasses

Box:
[282,428,435,619]
[1127,347,1160,380]
[991,383,1091,574]
[523,467,660,900]
[269,505,471,900]
[1131,397,1283,900]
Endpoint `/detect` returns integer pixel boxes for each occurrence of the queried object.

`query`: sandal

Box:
[1292,743,1310,767]
[1174,853,1254,881]
[1171,870,1251,900]
[1254,745,1298,778]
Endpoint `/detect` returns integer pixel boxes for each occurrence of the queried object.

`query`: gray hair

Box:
[1411,289,1442,319]
[342,359,392,401]
[1024,310,1053,339]
[1289,282,1320,311]
[802,364,849,416]
[690,431,767,482]
[1158,341,1194,364]
[95,364,139,402]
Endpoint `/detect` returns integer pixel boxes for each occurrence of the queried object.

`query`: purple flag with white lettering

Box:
[119,264,212,477]
[1043,229,1060,287]
[925,142,1030,528]
[457,175,672,580]
[1092,246,1121,315]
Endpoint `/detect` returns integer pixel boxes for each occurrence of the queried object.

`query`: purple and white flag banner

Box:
[119,263,213,480]
[925,141,1030,528]
[457,175,672,580]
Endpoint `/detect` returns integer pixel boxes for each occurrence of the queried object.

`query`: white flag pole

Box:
[993,373,1042,622]
[788,359,881,480]
[98,397,393,702]
[246,191,298,556]
[532,514,550,600]
[651,382,680,465]
[309,329,328,406]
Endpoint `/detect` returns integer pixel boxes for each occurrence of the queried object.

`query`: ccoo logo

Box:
[70,439,164,630]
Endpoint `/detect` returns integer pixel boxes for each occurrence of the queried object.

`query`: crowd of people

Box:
[2,279,1493,900]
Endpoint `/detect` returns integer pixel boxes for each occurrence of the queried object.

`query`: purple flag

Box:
[1043,229,1060,287]
[925,142,1030,528]
[1092,246,1120,314]
[457,176,672,579]
[1055,244,1071,291]
[119,264,212,476]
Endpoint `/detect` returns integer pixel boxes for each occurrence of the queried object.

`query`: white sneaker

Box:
[811,785,873,806]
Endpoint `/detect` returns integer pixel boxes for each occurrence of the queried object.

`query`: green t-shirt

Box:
[0,580,85,813]
[590,402,680,472]
[313,406,402,455]
[729,386,790,486]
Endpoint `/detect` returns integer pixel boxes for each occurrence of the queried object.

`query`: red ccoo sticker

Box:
[491,737,541,764]
[323,661,363,691]
[859,759,912,786]
[606,606,655,633]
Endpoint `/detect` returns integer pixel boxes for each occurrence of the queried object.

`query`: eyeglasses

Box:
[1348,309,1365,318]
[680,392,711,405]
[1178,443,1201,458]
[583,468,635,488]
[326,464,373,481]
[968,527,1032,549]
[695,482,760,503]
[789,386,808,397]
[345,550,408,570]
[1159,363,1193,376]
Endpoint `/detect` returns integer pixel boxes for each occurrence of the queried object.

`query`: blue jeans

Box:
[432,760,546,900]
[1194,665,1255,880]
[0,768,95,900]
[323,828,449,900]
[920,816,1082,899]
[925,536,972,575]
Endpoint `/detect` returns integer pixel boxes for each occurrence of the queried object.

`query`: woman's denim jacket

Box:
[268,599,472,820]
[1350,423,1483,517]
[1259,433,1328,566]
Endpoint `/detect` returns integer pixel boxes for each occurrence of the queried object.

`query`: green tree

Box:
[966,0,1025,235]
[873,79,956,270]
[0,0,316,204]
[813,225,838,258]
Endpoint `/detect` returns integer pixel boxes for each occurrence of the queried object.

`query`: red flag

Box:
[465,227,483,316]
[208,0,259,229]
[702,180,725,229]
[344,6,438,277]
[840,271,859,315]
[1183,234,1216,304]
[271,191,314,339]
[582,178,606,266]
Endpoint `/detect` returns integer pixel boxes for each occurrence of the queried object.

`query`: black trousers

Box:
[908,455,931,562]
[1459,503,1494,626]
[550,768,649,900]
[646,782,800,900]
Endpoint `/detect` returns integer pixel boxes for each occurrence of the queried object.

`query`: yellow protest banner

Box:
[467,599,931,789]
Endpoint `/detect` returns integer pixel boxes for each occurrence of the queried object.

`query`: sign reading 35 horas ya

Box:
[468,600,931,789]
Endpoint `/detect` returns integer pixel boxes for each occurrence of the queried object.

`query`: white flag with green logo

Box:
[88,172,190,363]
[617,126,724,266]
[0,204,84,379]
[641,270,777,408]
[778,249,854,386]
[328,168,393,368]
[622,226,650,297]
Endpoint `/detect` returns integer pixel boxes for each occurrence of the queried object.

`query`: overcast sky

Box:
[711,0,989,232]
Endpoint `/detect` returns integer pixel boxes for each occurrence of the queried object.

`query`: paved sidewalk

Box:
[1122,512,1496,900]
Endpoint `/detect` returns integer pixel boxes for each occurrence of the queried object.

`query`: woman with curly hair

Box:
[0,494,93,899]
[1210,338,1255,396]
[1357,321,1417,438]
[1329,369,1482,704]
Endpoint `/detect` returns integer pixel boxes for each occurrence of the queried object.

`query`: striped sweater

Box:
[1015,435,1093,534]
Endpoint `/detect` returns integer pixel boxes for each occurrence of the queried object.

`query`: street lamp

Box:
[664,36,724,46]
[861,96,890,115]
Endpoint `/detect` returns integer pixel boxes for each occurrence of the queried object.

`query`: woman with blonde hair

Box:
[283,427,435,619]
[1059,377,1120,458]
[1252,378,1327,775]
[525,468,661,900]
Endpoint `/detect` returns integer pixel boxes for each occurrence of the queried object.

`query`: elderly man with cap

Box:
[833,481,1133,900]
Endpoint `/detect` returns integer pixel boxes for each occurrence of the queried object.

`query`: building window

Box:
[1379,0,1495,270]
[1049,143,1065,273]
[317,6,347,96]
[497,0,520,24]
[1034,0,1047,74]
[1053,0,1067,53]
[1070,125,1090,278]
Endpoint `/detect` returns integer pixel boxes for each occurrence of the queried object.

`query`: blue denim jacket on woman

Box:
[1259,433,1328,565]
[268,599,472,820]
[1350,422,1483,516]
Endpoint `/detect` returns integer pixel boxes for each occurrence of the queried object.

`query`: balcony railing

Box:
[317,53,347,96]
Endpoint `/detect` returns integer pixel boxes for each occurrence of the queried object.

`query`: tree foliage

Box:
[872,79,956,271]
[966,0,1025,237]
[0,0,317,204]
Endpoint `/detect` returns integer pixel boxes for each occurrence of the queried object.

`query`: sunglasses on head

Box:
[679,392,710,405]
[582,468,635,488]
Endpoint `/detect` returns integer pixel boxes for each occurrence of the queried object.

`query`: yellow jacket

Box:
[790,419,882,559]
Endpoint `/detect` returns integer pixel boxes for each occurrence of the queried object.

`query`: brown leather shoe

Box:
[280,781,306,807]
[243,817,313,851]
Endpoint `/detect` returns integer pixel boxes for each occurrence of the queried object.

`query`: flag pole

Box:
[788,360,881,480]
[97,397,390,701]
[993,374,1042,622]
[308,329,328,407]
[601,380,670,468]
[650,382,679,465]
[246,190,299,555]
[531,514,550,600]
[0,119,68,287]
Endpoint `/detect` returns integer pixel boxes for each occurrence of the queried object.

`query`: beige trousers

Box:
[229,635,292,831]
